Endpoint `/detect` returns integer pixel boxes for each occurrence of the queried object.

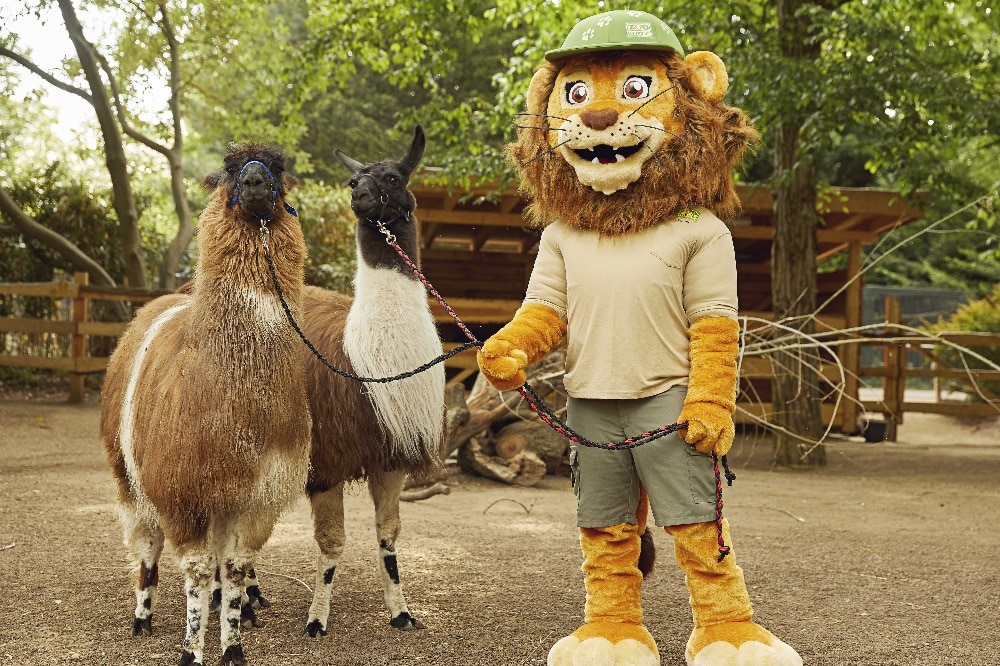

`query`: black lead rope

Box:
[259,207,735,560]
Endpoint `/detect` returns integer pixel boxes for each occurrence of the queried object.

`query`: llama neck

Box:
[344,255,445,455]
[194,200,306,317]
[355,217,420,276]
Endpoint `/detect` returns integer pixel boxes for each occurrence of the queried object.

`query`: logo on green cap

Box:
[545,10,685,61]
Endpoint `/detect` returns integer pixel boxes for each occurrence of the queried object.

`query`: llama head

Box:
[335,126,425,225]
[202,143,298,223]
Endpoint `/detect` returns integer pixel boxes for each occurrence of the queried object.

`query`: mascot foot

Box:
[548,622,659,666]
[687,621,802,666]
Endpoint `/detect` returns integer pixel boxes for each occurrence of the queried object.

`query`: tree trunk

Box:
[57,0,147,289]
[159,156,194,290]
[771,0,827,467]
[0,185,117,287]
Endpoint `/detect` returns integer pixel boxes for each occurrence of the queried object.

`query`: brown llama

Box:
[293,126,446,637]
[100,144,311,666]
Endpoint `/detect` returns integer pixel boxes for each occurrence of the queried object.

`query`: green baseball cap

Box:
[545,10,685,62]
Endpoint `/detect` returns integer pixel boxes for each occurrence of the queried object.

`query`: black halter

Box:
[353,172,414,228]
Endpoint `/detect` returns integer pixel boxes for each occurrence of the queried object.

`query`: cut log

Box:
[492,428,528,459]
[444,349,568,459]
[456,437,548,486]
[495,420,570,475]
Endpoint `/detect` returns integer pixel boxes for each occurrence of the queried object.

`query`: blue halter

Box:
[228,160,297,219]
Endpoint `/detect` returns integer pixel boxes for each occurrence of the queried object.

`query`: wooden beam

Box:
[0,317,75,335]
[0,281,78,298]
[430,298,521,324]
[730,225,881,244]
[418,209,526,228]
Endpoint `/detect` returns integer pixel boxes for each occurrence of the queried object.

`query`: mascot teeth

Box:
[577,144,643,165]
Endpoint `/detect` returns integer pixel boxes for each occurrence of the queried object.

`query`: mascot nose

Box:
[580,109,619,131]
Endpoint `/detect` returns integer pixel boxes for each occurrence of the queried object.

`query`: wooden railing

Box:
[2,277,998,435]
[0,273,169,402]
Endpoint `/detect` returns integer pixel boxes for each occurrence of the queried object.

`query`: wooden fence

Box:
[2,273,998,439]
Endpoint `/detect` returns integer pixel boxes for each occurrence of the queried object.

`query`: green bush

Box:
[925,283,1000,401]
[292,179,357,292]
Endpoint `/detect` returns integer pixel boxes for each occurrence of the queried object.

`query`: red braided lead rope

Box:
[375,221,733,558]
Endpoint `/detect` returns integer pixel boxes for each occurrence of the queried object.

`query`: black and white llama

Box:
[296,126,446,636]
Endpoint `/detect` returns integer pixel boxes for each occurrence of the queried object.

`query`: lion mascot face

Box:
[508,11,758,234]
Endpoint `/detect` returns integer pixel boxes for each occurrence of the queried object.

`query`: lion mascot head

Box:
[508,10,759,235]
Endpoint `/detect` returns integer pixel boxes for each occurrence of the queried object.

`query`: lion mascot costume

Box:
[477,10,803,666]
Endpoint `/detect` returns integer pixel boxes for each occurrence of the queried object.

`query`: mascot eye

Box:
[623,76,651,100]
[566,81,591,105]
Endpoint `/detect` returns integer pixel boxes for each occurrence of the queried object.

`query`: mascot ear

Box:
[684,51,729,104]
[526,62,560,115]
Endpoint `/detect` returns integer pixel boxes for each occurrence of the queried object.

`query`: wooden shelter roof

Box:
[410,183,924,321]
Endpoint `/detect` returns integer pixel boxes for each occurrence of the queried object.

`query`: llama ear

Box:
[335,149,365,175]
[399,125,425,177]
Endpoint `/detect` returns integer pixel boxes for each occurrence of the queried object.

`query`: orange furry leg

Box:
[666,520,802,665]
[548,523,659,665]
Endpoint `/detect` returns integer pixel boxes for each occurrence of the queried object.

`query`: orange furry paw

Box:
[686,621,802,666]
[476,340,529,391]
[548,622,659,665]
[678,401,735,456]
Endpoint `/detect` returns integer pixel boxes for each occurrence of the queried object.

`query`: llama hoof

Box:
[304,619,327,638]
[241,604,263,629]
[177,651,201,666]
[221,645,246,666]
[131,616,153,637]
[548,623,659,666]
[245,585,271,609]
[686,621,802,666]
[389,611,425,630]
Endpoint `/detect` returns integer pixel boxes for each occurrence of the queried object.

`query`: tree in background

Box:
[2,0,308,289]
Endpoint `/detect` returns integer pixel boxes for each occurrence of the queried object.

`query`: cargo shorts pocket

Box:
[569,448,581,498]
[685,445,716,504]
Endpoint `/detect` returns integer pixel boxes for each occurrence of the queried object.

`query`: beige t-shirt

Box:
[523,208,738,399]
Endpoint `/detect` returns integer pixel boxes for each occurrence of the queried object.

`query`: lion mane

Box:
[508,52,759,235]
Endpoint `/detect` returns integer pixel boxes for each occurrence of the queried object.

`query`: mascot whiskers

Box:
[478,10,803,666]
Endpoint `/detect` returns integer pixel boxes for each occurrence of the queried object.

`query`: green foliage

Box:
[293,0,527,186]
[291,179,357,292]
[925,282,1000,400]
[1,163,124,285]
[3,0,999,303]
[0,161,169,290]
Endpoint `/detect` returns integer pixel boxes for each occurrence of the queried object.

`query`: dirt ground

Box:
[1,389,998,666]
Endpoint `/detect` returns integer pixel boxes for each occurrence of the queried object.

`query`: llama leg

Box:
[218,555,252,666]
[370,470,424,630]
[210,567,222,611]
[216,506,281,663]
[306,483,346,637]
[120,502,164,637]
[245,567,271,609]
[178,553,215,666]
[237,561,265,630]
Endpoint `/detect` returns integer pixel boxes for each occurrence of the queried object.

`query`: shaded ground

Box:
[1,391,998,666]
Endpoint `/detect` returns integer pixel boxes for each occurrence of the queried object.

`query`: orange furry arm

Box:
[678,316,739,456]
[477,303,566,391]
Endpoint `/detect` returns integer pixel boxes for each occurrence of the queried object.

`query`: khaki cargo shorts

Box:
[567,386,718,528]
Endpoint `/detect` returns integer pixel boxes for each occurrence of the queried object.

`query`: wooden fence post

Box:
[882,296,903,441]
[69,271,89,404]
[841,241,863,433]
